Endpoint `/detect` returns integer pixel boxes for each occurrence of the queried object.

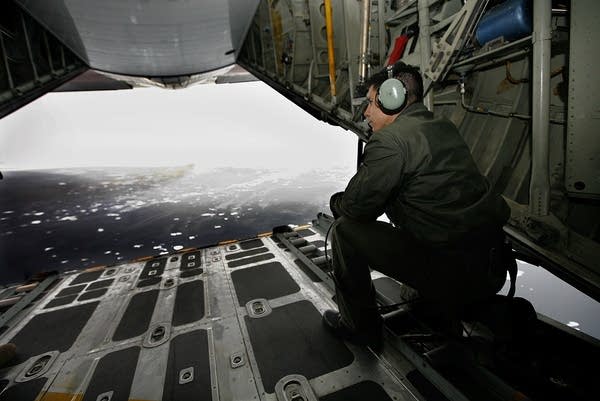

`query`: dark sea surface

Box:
[0,166,347,284]
[1,167,598,339]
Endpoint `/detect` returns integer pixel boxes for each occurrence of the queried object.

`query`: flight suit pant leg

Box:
[331,217,427,332]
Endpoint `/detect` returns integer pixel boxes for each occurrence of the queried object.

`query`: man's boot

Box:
[322,309,383,352]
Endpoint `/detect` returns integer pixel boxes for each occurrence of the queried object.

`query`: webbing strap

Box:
[506,251,517,298]
[505,245,518,298]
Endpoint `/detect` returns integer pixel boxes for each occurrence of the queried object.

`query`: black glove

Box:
[329,191,344,219]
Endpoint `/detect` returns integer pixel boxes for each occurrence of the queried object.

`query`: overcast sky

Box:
[0,81,356,172]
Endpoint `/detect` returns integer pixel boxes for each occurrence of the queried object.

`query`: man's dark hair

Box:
[364,62,424,104]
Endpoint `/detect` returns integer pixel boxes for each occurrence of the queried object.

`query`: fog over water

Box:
[0,81,598,340]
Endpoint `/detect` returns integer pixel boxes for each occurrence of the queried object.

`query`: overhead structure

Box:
[14,0,260,77]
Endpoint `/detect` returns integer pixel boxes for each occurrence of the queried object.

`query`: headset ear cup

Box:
[377,78,407,115]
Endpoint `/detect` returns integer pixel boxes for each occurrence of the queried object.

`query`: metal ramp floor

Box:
[0,223,429,401]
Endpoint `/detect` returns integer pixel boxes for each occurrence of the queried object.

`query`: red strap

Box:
[387,35,410,66]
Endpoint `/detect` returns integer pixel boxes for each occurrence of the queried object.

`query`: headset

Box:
[376,65,408,115]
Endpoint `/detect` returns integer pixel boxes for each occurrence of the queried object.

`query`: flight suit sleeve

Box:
[330,132,407,221]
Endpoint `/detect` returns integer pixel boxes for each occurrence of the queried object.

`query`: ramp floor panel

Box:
[296,228,316,237]
[320,381,393,401]
[239,238,264,250]
[181,251,202,270]
[137,277,162,288]
[0,377,46,401]
[180,268,203,278]
[44,294,77,309]
[70,271,103,286]
[172,280,205,326]
[227,253,275,268]
[140,258,166,280]
[82,346,140,401]
[244,300,354,393]
[86,278,114,291]
[231,262,300,305]
[6,302,99,366]
[112,290,158,341]
[56,284,86,297]
[163,330,212,401]
[225,247,269,261]
[78,288,108,301]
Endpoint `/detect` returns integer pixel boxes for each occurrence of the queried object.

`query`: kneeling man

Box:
[323,62,510,348]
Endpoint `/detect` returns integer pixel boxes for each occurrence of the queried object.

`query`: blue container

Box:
[475,0,532,45]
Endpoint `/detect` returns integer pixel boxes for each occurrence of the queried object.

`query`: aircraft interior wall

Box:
[0,1,85,119]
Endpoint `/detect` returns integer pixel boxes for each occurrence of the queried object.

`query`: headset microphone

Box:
[376,65,407,115]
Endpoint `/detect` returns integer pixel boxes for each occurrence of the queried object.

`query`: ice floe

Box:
[173,245,183,250]
[31,220,41,224]
[59,216,78,221]
[170,232,182,236]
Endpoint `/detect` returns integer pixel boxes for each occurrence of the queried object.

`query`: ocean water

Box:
[1,167,598,340]
[0,166,349,283]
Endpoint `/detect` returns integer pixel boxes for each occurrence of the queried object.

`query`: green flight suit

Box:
[330,103,509,332]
